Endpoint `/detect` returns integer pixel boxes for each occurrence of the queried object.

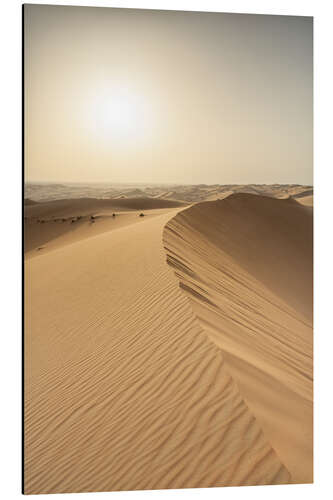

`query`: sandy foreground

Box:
[24,193,312,493]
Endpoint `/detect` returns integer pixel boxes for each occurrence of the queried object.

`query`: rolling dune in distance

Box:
[24,196,186,218]
[163,194,313,483]
[297,194,313,207]
[24,197,186,256]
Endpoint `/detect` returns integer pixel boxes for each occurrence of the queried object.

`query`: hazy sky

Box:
[24,5,313,185]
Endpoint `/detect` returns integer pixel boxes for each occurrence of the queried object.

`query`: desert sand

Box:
[24,197,185,256]
[24,188,312,493]
[164,194,313,484]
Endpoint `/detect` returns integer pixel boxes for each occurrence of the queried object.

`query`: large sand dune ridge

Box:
[24,203,290,494]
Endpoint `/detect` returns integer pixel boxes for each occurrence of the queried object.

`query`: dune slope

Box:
[24,208,177,256]
[24,197,187,256]
[25,206,290,494]
[163,194,313,484]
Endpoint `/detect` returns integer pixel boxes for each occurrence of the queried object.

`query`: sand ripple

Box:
[163,194,313,483]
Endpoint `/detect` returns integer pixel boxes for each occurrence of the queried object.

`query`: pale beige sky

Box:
[24,5,313,184]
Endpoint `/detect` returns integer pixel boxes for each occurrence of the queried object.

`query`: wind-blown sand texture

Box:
[164,194,313,484]
[24,191,312,493]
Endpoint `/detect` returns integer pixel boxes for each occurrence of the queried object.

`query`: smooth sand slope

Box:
[164,194,313,484]
[25,204,290,494]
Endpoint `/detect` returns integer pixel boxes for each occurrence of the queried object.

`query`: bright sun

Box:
[91,84,152,145]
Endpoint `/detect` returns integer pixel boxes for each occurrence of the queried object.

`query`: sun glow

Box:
[90,84,154,146]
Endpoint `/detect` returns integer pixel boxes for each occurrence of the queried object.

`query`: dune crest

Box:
[163,194,313,484]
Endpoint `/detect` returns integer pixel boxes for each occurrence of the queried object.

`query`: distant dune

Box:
[24,197,187,255]
[24,198,39,205]
[24,196,186,218]
[25,182,313,204]
[292,188,313,199]
[164,194,313,483]
[297,194,313,207]
[24,199,292,494]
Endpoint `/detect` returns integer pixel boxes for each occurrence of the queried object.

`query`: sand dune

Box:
[25,183,313,204]
[24,208,177,257]
[163,194,313,483]
[297,194,313,207]
[24,198,39,205]
[292,188,313,208]
[292,188,313,200]
[24,196,185,219]
[24,197,186,256]
[24,204,290,494]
